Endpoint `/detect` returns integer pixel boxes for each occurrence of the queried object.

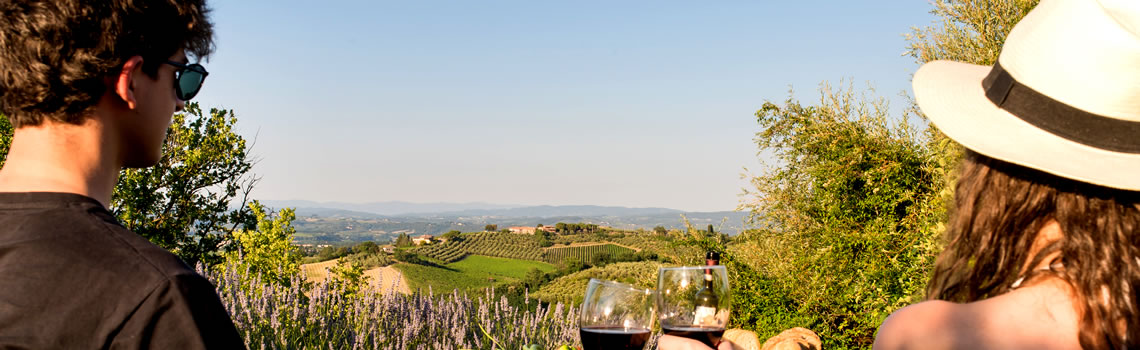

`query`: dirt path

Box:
[301,259,340,284]
[364,266,411,295]
[301,259,411,295]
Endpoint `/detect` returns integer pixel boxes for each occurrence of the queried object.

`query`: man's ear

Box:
[114,56,144,110]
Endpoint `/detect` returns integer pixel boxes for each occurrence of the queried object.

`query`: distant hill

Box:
[261,200,520,216]
[291,207,388,219]
[274,200,750,244]
[406,205,684,218]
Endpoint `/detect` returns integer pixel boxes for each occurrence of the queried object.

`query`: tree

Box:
[588,251,612,267]
[735,1,1038,347]
[394,233,412,247]
[534,229,553,247]
[441,230,462,241]
[317,246,351,261]
[653,226,667,235]
[353,241,380,255]
[557,258,586,274]
[220,201,302,287]
[326,258,369,299]
[484,224,498,232]
[522,267,548,290]
[1,104,259,267]
[393,250,422,264]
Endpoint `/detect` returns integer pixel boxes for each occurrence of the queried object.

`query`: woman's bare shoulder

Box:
[874,286,1080,350]
[874,300,965,350]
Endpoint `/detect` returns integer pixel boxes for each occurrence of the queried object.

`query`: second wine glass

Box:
[657,265,731,348]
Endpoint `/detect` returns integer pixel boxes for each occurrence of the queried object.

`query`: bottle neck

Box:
[703,257,718,277]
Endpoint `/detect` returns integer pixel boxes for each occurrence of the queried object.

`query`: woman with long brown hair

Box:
[875,0,1140,348]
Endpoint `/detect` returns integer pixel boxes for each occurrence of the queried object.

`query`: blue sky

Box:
[194,1,935,212]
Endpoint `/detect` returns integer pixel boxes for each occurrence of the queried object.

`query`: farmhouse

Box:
[508,226,536,234]
[412,234,434,245]
[508,226,556,235]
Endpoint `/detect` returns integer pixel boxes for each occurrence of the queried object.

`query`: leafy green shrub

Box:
[220,201,303,288]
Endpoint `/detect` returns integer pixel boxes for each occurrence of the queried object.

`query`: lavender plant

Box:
[199,260,588,349]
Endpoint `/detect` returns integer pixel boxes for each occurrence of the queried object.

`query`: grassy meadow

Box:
[396,255,556,293]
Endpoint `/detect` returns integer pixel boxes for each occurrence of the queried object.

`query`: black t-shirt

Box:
[0,192,245,349]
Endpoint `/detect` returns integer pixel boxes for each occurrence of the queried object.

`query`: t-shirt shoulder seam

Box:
[82,205,195,280]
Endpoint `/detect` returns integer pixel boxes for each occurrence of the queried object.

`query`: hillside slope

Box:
[531,261,664,305]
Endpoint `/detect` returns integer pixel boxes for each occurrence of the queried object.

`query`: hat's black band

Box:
[982,62,1140,154]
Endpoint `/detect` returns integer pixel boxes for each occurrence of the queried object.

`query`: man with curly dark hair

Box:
[0,0,244,348]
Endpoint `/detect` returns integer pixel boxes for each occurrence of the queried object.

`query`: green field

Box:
[395,255,556,293]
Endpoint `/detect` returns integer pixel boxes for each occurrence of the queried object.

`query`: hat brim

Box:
[914,60,1140,191]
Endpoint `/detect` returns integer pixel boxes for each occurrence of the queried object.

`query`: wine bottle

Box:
[692,251,720,326]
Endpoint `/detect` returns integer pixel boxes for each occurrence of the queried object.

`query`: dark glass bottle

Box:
[692,251,720,325]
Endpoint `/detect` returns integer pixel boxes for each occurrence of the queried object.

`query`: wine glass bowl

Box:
[579,279,657,350]
[657,265,731,348]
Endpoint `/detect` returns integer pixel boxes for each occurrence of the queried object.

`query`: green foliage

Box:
[0,114,10,169]
[394,250,424,264]
[112,103,257,266]
[534,229,553,247]
[905,0,1038,66]
[553,222,600,234]
[220,201,303,287]
[341,250,394,269]
[327,258,370,299]
[442,230,462,241]
[313,245,352,262]
[353,241,380,254]
[484,224,497,231]
[395,232,412,247]
[737,83,942,347]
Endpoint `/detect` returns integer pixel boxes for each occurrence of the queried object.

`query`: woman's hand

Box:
[657,335,734,350]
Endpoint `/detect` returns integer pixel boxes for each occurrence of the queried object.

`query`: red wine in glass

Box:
[579,326,652,350]
[662,326,725,348]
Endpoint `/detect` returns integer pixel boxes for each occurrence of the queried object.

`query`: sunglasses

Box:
[163,60,209,101]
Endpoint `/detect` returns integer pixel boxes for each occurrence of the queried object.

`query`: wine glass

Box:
[579,279,657,350]
[656,265,731,348]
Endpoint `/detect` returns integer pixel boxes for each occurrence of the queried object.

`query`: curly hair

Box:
[926,150,1140,349]
[0,0,214,127]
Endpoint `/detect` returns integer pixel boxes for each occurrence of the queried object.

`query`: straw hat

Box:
[913,0,1140,190]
